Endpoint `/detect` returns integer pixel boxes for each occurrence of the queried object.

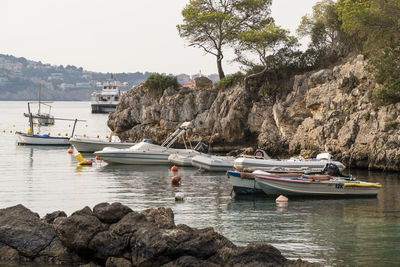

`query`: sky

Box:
[1,0,319,75]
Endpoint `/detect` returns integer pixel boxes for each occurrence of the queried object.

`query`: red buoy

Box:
[171,175,181,186]
[171,165,179,172]
[95,156,101,160]
[67,148,73,154]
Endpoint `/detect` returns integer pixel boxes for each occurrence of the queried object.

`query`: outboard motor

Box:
[322,163,341,176]
[194,142,208,153]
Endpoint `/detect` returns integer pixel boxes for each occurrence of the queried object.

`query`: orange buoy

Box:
[171,175,181,186]
[171,165,179,173]
[67,148,73,154]
[95,156,101,160]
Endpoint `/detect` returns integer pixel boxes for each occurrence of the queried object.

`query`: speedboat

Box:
[191,154,236,171]
[254,173,382,197]
[94,122,194,165]
[234,152,345,173]
[70,136,136,153]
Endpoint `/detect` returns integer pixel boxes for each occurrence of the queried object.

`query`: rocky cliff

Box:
[108,55,400,171]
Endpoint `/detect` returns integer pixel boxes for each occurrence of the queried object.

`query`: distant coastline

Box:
[0,54,219,101]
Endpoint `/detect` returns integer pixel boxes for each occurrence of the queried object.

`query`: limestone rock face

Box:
[108,55,400,170]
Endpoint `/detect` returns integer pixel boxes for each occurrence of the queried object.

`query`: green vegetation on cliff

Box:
[143,74,179,96]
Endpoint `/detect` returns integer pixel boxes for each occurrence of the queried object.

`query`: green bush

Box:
[143,74,179,95]
[215,72,245,90]
[373,79,400,106]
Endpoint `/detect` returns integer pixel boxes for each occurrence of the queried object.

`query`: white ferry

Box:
[90,76,126,113]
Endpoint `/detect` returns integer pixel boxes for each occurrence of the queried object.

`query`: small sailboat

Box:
[16,109,85,146]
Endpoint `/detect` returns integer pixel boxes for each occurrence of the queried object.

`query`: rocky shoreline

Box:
[0,202,317,266]
[108,55,400,171]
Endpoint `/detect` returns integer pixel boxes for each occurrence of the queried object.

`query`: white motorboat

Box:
[234,153,345,173]
[70,136,136,153]
[168,142,209,166]
[16,132,70,146]
[94,122,194,165]
[255,173,382,197]
[191,154,236,171]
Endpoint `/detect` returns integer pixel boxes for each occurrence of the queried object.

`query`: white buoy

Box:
[175,192,184,201]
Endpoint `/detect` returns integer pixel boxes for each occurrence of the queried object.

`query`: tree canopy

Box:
[177,0,273,79]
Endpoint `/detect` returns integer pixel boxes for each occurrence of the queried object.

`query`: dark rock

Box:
[44,210,67,224]
[105,257,133,267]
[0,204,55,258]
[72,206,94,216]
[109,211,148,236]
[89,231,130,260]
[141,207,175,229]
[53,210,107,253]
[93,202,133,224]
[36,237,84,265]
[162,255,220,267]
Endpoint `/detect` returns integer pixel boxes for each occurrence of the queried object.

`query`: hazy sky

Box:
[1,0,319,75]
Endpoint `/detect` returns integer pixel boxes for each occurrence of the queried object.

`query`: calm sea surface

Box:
[0,101,400,266]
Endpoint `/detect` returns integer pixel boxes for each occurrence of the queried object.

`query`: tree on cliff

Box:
[234,24,297,92]
[337,0,400,105]
[177,0,273,80]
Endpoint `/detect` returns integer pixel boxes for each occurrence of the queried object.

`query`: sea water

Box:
[0,101,399,266]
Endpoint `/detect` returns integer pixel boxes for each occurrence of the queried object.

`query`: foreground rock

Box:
[0,203,317,266]
[109,55,400,170]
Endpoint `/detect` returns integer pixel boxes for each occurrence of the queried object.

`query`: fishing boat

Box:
[16,132,70,146]
[191,154,236,171]
[234,152,345,173]
[227,170,305,195]
[94,122,195,165]
[16,112,85,146]
[91,75,125,113]
[254,173,382,197]
[69,135,136,153]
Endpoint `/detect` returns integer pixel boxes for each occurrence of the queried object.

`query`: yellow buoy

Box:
[12,124,15,127]
[85,125,88,127]
[97,135,99,138]
[27,128,32,135]
[47,132,51,135]
[106,135,109,139]
[9,130,12,133]
[36,132,40,135]
[75,153,92,166]
[65,133,68,136]
[2,130,5,133]
[58,133,61,136]
[68,125,71,127]
[83,134,86,137]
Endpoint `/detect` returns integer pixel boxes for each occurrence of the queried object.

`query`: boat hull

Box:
[94,151,171,165]
[255,175,381,197]
[227,171,264,194]
[91,104,117,113]
[234,157,345,172]
[70,137,135,153]
[168,153,195,166]
[192,155,235,171]
[16,132,70,146]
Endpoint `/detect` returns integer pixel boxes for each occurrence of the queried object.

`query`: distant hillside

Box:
[0,54,219,101]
